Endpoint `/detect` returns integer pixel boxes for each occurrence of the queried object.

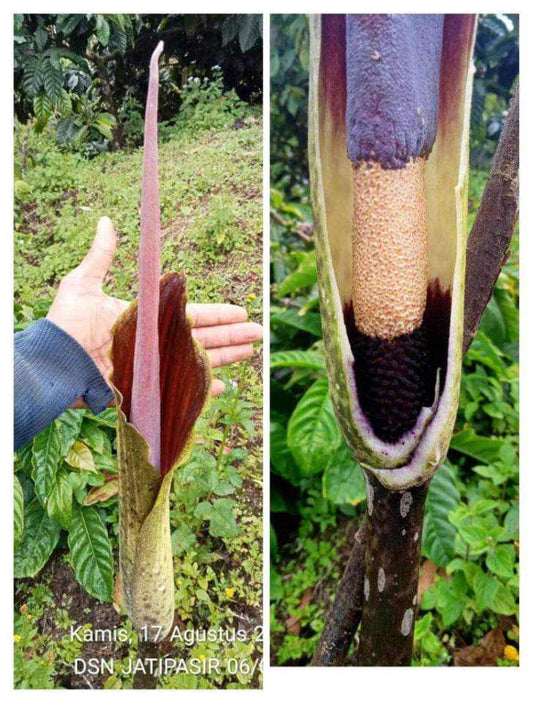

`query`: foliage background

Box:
[14,14,263,690]
[270,14,519,667]
[15,13,262,153]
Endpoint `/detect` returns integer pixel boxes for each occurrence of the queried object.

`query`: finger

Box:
[206,343,255,369]
[211,379,226,397]
[187,303,248,328]
[75,217,117,285]
[192,321,263,349]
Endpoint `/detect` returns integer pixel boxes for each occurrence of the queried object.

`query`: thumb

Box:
[76,216,117,285]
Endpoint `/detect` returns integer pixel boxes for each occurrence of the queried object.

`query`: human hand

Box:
[47,217,262,402]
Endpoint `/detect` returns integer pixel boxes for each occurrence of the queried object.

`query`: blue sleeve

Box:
[14,319,114,451]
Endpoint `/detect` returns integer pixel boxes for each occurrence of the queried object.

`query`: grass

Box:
[14,109,263,689]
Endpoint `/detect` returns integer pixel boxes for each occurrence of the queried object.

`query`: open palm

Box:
[47,217,262,401]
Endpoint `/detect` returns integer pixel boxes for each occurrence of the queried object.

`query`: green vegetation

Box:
[270,14,519,667]
[14,88,263,687]
[15,14,262,152]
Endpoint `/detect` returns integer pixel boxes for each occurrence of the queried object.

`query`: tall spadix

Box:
[309,14,476,489]
[131,41,164,471]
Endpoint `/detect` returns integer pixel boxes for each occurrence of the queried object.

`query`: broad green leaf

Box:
[32,423,61,506]
[503,503,519,541]
[495,287,518,344]
[450,428,505,464]
[194,501,213,520]
[42,59,63,103]
[271,308,322,337]
[90,408,117,428]
[287,377,341,477]
[486,544,516,579]
[33,92,52,122]
[473,463,507,486]
[47,467,73,529]
[14,498,60,578]
[171,524,196,555]
[66,440,96,472]
[473,569,499,611]
[322,443,366,505]
[238,15,261,53]
[68,504,113,602]
[14,474,24,550]
[278,251,317,296]
[478,297,506,348]
[95,15,110,46]
[80,420,106,454]
[270,349,325,371]
[93,452,117,473]
[422,462,460,567]
[467,332,508,377]
[270,417,300,483]
[270,568,283,601]
[15,441,33,475]
[491,583,517,615]
[57,409,85,457]
[208,499,238,538]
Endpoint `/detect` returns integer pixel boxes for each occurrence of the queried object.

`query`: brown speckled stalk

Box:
[131,41,164,472]
[357,472,429,666]
[312,518,368,666]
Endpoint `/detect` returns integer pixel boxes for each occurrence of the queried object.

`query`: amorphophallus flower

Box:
[309,14,476,490]
[110,43,211,640]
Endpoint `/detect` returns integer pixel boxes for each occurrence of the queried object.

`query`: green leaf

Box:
[172,524,197,555]
[270,349,325,371]
[278,251,317,296]
[270,568,283,601]
[33,92,52,122]
[270,417,300,483]
[32,423,61,506]
[322,443,366,505]
[68,504,113,602]
[14,474,24,550]
[194,499,238,539]
[23,58,43,97]
[486,544,516,579]
[491,583,517,615]
[89,408,117,428]
[238,15,261,53]
[14,498,60,578]
[80,420,105,454]
[194,501,213,520]
[473,463,507,486]
[450,428,505,464]
[473,569,499,611]
[42,59,64,103]
[479,297,507,347]
[15,441,34,475]
[503,503,519,541]
[95,15,111,46]
[47,467,73,529]
[287,377,341,477]
[422,462,460,567]
[57,409,85,457]
[271,308,322,337]
[208,499,239,538]
[66,441,96,472]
